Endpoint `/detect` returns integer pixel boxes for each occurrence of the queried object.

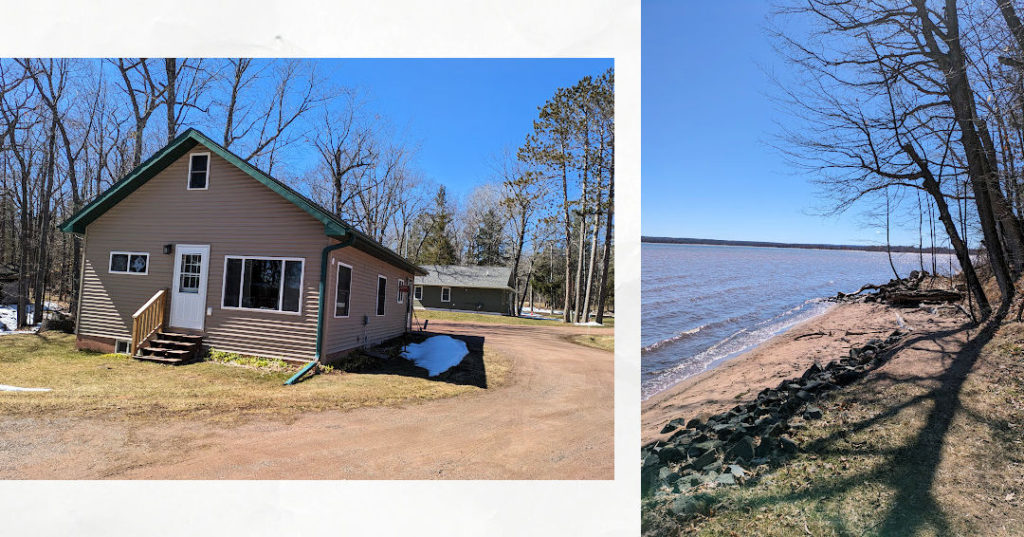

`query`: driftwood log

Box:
[836,271,963,306]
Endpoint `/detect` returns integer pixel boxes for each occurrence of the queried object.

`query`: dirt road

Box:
[1,320,613,479]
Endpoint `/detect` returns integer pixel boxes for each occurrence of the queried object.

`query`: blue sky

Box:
[641,1,922,246]
[313,58,613,200]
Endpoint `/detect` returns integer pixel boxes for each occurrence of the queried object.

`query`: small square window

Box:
[188,153,209,190]
[110,252,148,275]
[114,340,130,354]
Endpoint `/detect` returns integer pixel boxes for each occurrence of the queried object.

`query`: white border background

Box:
[0,1,641,534]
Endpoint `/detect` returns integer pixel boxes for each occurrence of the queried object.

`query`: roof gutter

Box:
[284,231,356,385]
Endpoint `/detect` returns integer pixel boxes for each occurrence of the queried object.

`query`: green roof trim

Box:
[59,128,425,276]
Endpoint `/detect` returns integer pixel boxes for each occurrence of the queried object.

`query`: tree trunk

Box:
[164,58,177,143]
[904,143,991,317]
[596,161,614,324]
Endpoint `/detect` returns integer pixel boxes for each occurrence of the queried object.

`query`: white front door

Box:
[169,244,210,330]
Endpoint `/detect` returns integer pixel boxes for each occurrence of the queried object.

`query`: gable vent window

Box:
[188,153,210,190]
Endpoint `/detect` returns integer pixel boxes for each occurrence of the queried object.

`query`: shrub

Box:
[207,349,290,371]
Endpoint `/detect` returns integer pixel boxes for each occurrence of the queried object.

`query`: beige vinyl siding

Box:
[323,245,413,354]
[78,143,329,361]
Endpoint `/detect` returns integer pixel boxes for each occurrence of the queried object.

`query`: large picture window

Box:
[109,251,149,275]
[188,153,210,190]
[222,256,303,313]
[376,276,387,316]
[335,263,352,318]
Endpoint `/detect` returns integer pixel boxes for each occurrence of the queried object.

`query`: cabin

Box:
[59,128,426,365]
[413,265,515,315]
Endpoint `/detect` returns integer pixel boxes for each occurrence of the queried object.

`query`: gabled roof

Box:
[417,265,514,290]
[59,128,425,276]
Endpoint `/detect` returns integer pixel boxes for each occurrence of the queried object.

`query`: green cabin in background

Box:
[414,265,515,315]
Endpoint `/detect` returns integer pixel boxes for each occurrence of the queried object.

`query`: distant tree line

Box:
[774,0,1024,318]
[641,236,960,255]
[0,58,613,328]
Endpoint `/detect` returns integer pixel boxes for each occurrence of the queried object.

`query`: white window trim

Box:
[334,261,353,319]
[114,339,130,354]
[108,251,149,275]
[414,285,423,300]
[397,279,405,304]
[187,151,211,191]
[441,286,451,302]
[220,255,305,315]
[376,275,387,317]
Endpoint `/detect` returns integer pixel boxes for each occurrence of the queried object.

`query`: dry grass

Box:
[568,334,614,352]
[646,318,1024,536]
[0,332,512,422]
[414,308,615,327]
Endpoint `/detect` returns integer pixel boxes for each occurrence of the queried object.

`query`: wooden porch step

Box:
[148,338,197,349]
[133,354,187,365]
[156,331,203,343]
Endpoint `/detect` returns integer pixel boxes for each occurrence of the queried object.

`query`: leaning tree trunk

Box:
[905,143,991,317]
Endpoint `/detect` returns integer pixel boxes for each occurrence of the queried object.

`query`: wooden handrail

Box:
[131,288,168,355]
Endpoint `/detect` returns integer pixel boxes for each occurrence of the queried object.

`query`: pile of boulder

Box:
[641,329,906,502]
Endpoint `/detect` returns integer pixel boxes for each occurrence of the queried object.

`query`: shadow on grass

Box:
[346,331,490,389]
[714,305,1006,536]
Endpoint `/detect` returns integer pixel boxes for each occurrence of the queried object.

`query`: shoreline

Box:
[641,301,914,444]
[642,298,834,401]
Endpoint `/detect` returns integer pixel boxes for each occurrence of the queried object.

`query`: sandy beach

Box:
[641,300,963,444]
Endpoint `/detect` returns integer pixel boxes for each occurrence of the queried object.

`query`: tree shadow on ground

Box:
[346,331,490,389]
[720,306,1007,536]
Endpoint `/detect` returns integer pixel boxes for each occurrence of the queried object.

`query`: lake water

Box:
[641,243,958,400]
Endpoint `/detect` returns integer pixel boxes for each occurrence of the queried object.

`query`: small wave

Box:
[641,314,750,354]
[641,298,833,400]
[642,325,707,353]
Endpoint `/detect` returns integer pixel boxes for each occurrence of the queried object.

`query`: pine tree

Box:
[417,186,459,265]
[469,208,509,265]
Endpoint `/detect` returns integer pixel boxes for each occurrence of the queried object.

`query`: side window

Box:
[397,279,404,303]
[414,286,423,300]
[335,264,352,317]
[441,287,451,302]
[376,276,387,316]
[188,153,210,190]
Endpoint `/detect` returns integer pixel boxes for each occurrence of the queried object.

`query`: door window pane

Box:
[178,253,201,293]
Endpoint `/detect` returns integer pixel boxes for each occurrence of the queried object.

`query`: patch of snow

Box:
[0,303,55,333]
[0,384,51,392]
[574,321,604,326]
[401,335,469,376]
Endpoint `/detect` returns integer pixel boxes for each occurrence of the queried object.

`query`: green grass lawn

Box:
[414,308,615,328]
[0,332,511,421]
